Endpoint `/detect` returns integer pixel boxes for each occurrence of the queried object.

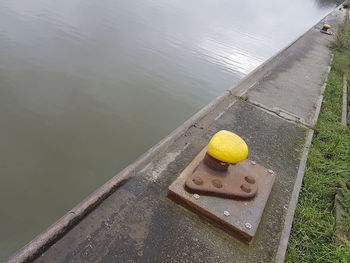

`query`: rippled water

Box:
[0,0,340,260]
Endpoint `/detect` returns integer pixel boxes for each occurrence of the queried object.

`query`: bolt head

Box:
[240,183,252,193]
[193,194,200,200]
[223,210,230,217]
[245,222,252,229]
[192,177,203,185]
[244,175,256,184]
[212,179,223,188]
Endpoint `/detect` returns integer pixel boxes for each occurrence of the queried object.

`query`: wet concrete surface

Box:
[22,7,346,263]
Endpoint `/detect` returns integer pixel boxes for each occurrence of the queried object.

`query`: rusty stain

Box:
[193,176,204,185]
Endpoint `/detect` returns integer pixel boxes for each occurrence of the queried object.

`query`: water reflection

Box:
[0,0,341,260]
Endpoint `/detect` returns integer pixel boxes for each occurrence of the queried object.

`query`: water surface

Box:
[0,0,340,260]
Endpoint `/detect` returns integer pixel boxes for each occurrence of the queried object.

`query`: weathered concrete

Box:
[8,6,346,263]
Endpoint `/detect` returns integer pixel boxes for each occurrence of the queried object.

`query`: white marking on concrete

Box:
[227,101,236,109]
[145,143,190,183]
[327,65,331,73]
[214,111,225,121]
[139,162,152,174]
[237,81,257,97]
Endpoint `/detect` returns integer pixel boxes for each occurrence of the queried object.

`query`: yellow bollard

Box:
[321,24,332,34]
[322,24,332,31]
[207,130,248,164]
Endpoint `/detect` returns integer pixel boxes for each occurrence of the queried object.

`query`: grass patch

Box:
[286,16,350,263]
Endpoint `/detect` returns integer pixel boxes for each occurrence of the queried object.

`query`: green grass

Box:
[286,17,350,263]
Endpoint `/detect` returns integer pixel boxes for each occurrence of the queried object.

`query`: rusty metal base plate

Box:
[185,158,258,199]
[320,30,332,35]
[168,148,275,242]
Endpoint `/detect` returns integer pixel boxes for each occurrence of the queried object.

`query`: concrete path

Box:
[10,7,345,263]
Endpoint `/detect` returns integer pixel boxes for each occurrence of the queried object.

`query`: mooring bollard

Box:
[320,24,332,35]
[185,130,258,199]
[168,130,276,242]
